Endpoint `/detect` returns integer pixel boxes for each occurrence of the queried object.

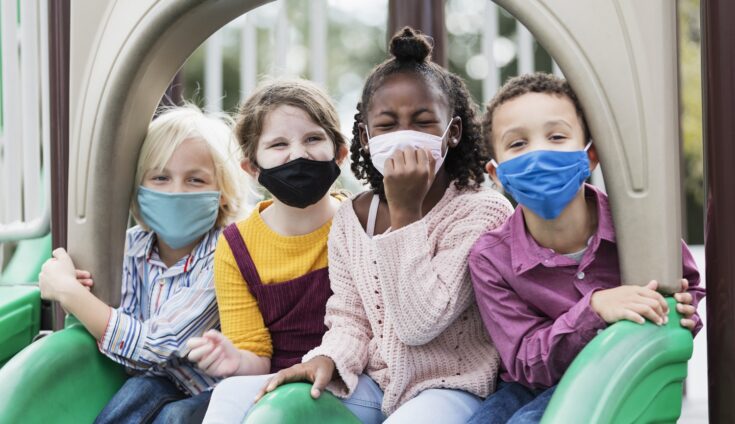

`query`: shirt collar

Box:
[509,183,616,274]
[127,226,222,269]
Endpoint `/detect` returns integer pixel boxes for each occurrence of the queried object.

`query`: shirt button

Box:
[577,272,585,280]
[596,329,603,335]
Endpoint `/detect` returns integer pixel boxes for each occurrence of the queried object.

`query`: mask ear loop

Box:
[440,118,457,159]
[584,141,593,151]
[362,124,371,153]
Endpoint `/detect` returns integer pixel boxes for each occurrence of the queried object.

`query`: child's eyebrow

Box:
[373,110,398,120]
[499,126,524,142]
[411,108,436,118]
[543,119,573,131]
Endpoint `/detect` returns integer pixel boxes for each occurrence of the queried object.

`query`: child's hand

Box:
[76,270,94,290]
[591,280,669,326]
[383,147,436,227]
[674,278,697,330]
[254,355,335,402]
[39,248,83,302]
[187,330,241,377]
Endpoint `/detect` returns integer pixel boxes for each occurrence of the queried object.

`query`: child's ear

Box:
[587,142,599,172]
[241,158,259,178]
[358,123,369,152]
[336,143,349,166]
[485,160,502,188]
[448,116,462,148]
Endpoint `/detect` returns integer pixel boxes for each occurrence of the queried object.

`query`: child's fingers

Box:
[676,303,696,317]
[75,270,91,279]
[79,278,94,287]
[254,370,294,403]
[621,308,646,325]
[674,292,693,305]
[636,296,667,321]
[639,285,669,313]
[187,337,208,350]
[644,280,658,291]
[197,345,223,370]
[310,366,333,399]
[680,318,696,330]
[679,278,689,292]
[187,343,215,363]
[631,303,664,325]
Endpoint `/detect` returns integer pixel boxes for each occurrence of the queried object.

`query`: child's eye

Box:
[509,140,527,149]
[549,134,567,141]
[306,135,324,143]
[189,177,207,184]
[269,142,288,149]
[150,175,169,182]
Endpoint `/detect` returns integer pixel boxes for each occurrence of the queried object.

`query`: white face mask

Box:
[366,122,452,176]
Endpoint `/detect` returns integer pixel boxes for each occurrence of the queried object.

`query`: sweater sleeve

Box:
[373,190,513,346]
[469,246,606,388]
[214,233,273,357]
[303,207,373,398]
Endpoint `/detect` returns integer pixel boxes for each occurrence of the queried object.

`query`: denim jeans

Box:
[467,381,557,424]
[203,373,481,424]
[95,375,212,424]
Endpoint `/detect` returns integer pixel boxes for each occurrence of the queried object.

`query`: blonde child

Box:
[467,73,705,423]
[185,79,349,422]
[38,105,244,423]
[254,28,514,424]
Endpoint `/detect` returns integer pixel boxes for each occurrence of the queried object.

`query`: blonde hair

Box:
[235,78,348,165]
[130,104,245,229]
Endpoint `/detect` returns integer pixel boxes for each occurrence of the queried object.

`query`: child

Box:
[188,79,349,422]
[38,105,244,424]
[251,27,514,424]
[467,72,706,424]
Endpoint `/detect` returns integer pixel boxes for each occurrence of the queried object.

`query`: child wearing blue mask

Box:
[38,105,245,424]
[467,73,706,424]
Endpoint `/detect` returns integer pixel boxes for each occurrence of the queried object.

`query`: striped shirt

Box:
[99,225,221,395]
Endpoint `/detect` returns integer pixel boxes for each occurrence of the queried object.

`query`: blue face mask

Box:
[492,143,591,220]
[137,186,221,249]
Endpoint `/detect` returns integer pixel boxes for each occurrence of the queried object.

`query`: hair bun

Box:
[389,27,432,63]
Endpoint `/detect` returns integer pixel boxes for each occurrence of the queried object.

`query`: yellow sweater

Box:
[214,200,332,357]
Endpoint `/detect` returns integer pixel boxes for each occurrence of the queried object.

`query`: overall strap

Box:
[223,223,262,286]
[366,194,381,238]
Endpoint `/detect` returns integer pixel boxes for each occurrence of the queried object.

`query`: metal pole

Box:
[388,0,447,67]
[48,0,70,330]
[701,0,735,422]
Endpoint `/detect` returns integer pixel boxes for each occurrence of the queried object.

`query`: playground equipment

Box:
[0,0,710,422]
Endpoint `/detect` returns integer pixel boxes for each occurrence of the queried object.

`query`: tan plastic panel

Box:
[68,0,270,304]
[69,0,682,306]
[495,0,682,294]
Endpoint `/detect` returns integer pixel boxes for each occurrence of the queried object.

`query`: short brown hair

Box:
[235,78,347,165]
[482,72,590,158]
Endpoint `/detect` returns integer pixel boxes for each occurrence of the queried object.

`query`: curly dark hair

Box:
[350,27,487,199]
[482,72,590,158]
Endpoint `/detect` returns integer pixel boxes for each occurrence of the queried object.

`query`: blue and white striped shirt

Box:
[99,225,221,395]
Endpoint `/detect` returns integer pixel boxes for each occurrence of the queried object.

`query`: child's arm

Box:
[187,330,270,377]
[470,247,607,389]
[97,259,219,370]
[373,192,513,346]
[39,248,111,338]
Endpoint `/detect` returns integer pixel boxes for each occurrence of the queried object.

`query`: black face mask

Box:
[258,157,341,209]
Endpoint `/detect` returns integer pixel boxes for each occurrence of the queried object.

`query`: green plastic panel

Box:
[0,324,128,424]
[0,233,52,284]
[244,382,361,424]
[0,286,40,367]
[542,297,691,424]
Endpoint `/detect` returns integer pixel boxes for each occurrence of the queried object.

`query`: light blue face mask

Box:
[137,186,221,249]
[492,143,592,220]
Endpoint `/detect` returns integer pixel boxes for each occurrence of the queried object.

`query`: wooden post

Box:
[388,0,447,67]
[701,0,735,421]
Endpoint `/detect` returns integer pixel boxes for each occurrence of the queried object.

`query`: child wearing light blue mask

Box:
[38,105,246,424]
[467,73,705,424]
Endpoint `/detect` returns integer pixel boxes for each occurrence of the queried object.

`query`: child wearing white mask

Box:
[251,27,513,424]
[38,105,245,424]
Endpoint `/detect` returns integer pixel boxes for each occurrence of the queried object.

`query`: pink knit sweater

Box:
[303,184,514,415]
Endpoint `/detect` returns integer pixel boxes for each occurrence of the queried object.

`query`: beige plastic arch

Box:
[68,0,681,306]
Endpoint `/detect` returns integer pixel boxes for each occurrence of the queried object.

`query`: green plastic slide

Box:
[0,322,127,424]
[0,233,51,367]
[244,382,361,424]
[542,297,691,423]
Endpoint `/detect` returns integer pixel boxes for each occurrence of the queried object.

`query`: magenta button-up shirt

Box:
[469,184,705,389]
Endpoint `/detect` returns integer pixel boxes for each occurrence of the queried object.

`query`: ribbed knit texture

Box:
[303,184,514,415]
[214,200,331,357]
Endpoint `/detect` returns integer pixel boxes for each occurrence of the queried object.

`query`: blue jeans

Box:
[95,375,212,424]
[467,381,557,424]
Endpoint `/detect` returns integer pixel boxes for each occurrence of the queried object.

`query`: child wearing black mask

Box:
[187,79,348,420]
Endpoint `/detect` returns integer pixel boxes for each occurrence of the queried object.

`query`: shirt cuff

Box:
[98,309,146,362]
[568,289,608,339]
